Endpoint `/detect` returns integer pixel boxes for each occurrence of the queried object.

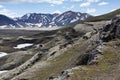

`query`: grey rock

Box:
[100,15,120,42]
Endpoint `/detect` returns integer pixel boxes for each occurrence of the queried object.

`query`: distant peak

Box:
[53,13,60,16]
[65,11,75,13]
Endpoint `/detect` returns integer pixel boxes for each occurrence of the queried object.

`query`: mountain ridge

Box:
[0,11,92,28]
[16,11,92,27]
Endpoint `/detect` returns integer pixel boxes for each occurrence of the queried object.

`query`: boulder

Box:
[83,32,93,39]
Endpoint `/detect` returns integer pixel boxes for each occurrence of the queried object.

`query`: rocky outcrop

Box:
[47,15,120,80]
[83,32,93,39]
[84,15,120,65]
[100,15,120,42]
[0,51,33,70]
[48,66,86,80]
[0,52,43,80]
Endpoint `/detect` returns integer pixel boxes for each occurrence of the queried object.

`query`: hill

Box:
[85,8,120,22]
[0,12,119,80]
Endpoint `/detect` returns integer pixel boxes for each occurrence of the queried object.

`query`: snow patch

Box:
[10,24,15,28]
[0,25,7,28]
[14,43,33,49]
[77,13,81,16]
[70,17,79,23]
[85,15,88,18]
[25,23,43,27]
[49,25,52,28]
[0,52,8,57]
[0,70,8,74]
[80,17,85,20]
[17,23,23,28]
[58,15,64,22]
[26,13,31,19]
[70,19,77,23]
[35,23,42,27]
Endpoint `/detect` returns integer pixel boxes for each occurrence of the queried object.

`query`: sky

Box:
[0,0,119,18]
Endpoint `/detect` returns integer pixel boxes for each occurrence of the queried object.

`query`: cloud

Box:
[0,5,17,18]
[98,1,108,6]
[62,5,75,10]
[86,8,96,13]
[50,4,55,7]
[87,0,100,3]
[80,0,100,7]
[0,5,3,8]
[0,0,65,5]
[71,0,82,2]
[67,5,75,10]
[111,9,117,12]
[80,2,91,7]
[53,10,61,14]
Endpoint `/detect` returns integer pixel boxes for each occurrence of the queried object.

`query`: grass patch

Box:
[69,44,120,80]
[0,46,16,53]
[32,39,89,80]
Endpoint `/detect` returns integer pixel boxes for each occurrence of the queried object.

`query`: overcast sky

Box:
[0,0,119,18]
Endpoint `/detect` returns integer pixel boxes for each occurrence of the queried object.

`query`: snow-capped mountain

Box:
[0,11,92,28]
[16,13,58,27]
[16,11,92,27]
[0,14,20,28]
[53,11,91,26]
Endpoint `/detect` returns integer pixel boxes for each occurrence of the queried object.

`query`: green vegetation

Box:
[69,41,120,80]
[85,9,120,22]
[0,46,16,53]
[33,39,88,80]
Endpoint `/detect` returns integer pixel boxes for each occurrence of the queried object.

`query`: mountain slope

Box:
[85,8,120,22]
[53,11,92,26]
[16,13,56,27]
[16,11,92,27]
[0,11,91,28]
[0,15,19,28]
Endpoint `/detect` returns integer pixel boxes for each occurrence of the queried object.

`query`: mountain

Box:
[16,13,56,27]
[16,11,92,27]
[53,11,91,26]
[85,8,120,22]
[1,9,120,28]
[0,15,20,28]
[0,11,91,28]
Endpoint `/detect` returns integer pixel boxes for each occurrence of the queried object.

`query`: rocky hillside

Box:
[0,14,119,80]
